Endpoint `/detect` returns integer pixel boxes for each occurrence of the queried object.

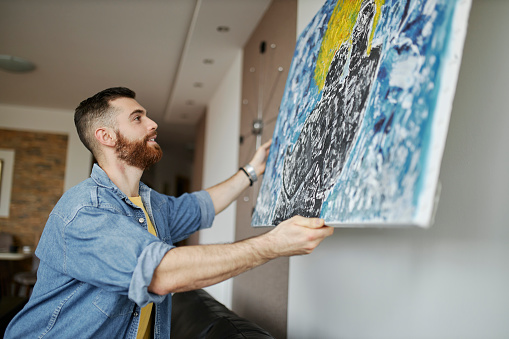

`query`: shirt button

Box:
[138,218,145,223]
[133,311,139,317]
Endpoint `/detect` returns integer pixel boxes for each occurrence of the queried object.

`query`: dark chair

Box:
[12,232,41,298]
[13,254,39,297]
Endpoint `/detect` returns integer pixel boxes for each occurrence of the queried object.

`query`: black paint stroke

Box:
[273,0,383,224]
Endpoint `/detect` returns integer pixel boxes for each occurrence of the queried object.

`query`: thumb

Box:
[292,216,325,229]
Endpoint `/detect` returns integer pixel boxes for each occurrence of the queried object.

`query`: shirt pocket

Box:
[93,290,135,318]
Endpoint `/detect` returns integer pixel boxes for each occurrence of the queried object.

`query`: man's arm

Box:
[148,216,333,295]
[206,141,271,214]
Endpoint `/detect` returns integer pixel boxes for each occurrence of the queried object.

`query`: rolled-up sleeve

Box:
[191,190,215,230]
[128,241,173,307]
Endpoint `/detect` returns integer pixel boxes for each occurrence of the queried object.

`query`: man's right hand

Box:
[257,215,334,259]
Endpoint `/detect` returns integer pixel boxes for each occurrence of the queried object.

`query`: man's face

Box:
[110,97,163,169]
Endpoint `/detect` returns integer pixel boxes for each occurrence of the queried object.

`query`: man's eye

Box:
[134,116,141,121]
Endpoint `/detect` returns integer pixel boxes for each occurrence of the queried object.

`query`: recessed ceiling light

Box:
[217,26,230,33]
[0,55,36,73]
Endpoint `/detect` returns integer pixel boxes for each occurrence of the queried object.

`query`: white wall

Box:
[199,50,242,308]
[288,1,509,338]
[297,0,324,37]
[0,104,92,190]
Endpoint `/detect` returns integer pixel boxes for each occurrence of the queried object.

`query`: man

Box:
[5,87,333,338]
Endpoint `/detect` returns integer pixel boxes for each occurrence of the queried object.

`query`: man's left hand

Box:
[248,140,272,177]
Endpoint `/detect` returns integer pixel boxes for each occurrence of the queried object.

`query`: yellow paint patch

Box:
[314,0,385,91]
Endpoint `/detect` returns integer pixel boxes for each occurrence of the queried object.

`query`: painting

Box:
[0,149,15,217]
[252,0,471,227]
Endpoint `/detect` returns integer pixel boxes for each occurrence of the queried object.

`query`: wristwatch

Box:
[240,164,258,186]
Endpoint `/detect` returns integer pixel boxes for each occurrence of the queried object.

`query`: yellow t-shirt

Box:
[129,197,157,339]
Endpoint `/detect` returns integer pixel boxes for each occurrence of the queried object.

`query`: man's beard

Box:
[115,131,163,170]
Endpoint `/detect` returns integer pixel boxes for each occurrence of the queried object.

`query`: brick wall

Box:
[0,128,68,248]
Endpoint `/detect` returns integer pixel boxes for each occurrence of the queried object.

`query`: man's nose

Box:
[147,117,158,131]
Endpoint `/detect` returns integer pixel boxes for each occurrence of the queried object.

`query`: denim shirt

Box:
[5,164,215,339]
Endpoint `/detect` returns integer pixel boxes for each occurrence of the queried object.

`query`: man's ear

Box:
[94,127,116,147]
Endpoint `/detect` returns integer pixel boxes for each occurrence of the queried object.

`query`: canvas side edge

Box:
[416,0,473,227]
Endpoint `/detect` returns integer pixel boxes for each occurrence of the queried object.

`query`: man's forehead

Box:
[110,97,146,116]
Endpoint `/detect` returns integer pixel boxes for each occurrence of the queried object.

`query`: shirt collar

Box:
[90,163,151,201]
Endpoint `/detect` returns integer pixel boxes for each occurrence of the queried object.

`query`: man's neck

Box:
[99,161,144,197]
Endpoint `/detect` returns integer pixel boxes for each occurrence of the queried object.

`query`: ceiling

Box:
[0,0,271,149]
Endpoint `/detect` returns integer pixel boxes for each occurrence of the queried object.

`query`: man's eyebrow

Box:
[129,109,146,117]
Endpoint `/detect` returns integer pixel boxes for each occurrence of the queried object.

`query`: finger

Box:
[258,141,272,156]
[261,140,272,149]
[321,226,334,237]
[290,216,325,229]
[310,226,334,244]
[253,140,271,160]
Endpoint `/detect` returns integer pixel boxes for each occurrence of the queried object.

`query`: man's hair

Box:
[74,87,136,155]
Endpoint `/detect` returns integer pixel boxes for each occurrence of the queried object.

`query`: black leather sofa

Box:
[171,289,274,339]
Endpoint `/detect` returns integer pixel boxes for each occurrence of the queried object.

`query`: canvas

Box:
[252,0,471,227]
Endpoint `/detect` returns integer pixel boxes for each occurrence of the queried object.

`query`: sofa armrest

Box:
[171,289,274,339]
